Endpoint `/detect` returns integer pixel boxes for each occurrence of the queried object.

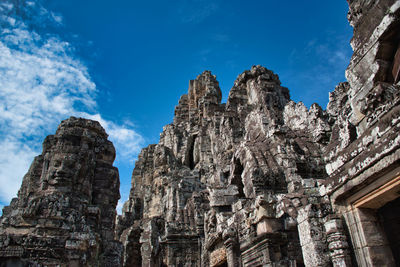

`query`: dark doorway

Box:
[392,43,400,83]
[378,24,400,83]
[0,259,28,267]
[378,197,400,266]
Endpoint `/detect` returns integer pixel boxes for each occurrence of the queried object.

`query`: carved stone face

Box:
[44,151,89,194]
[46,153,79,187]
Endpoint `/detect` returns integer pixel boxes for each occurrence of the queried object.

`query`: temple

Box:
[1,0,400,266]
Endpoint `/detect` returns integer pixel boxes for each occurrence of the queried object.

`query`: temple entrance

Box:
[344,174,400,266]
[375,19,400,84]
[378,197,400,266]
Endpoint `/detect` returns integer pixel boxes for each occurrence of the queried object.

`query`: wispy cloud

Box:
[0,1,143,207]
[199,48,212,62]
[116,200,124,215]
[225,59,238,70]
[213,33,230,42]
[178,0,219,24]
[284,32,352,107]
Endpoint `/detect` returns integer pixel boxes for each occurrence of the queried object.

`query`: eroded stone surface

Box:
[0,117,122,266]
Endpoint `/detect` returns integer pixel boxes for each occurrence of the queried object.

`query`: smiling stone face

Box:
[39,128,97,198]
[46,153,79,187]
[43,146,95,198]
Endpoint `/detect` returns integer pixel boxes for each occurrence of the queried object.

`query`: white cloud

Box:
[0,139,36,202]
[50,12,63,24]
[0,1,143,206]
[82,113,145,164]
[116,200,124,215]
[213,33,230,42]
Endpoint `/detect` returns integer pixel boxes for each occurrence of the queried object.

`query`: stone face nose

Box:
[55,167,68,177]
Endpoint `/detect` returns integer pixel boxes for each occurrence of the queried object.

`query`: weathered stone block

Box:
[256,218,282,235]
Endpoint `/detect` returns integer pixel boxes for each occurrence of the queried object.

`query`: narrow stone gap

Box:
[231,158,245,198]
[187,135,197,169]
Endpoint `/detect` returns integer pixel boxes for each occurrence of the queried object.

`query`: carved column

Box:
[324,217,352,267]
[297,205,330,267]
[223,228,242,267]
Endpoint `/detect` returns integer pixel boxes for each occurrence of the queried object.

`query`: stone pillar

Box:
[223,228,242,267]
[324,217,352,267]
[139,232,152,267]
[139,220,160,267]
[343,207,395,267]
[297,205,330,267]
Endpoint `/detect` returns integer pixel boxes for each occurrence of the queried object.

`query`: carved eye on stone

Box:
[65,160,75,169]
[53,160,61,168]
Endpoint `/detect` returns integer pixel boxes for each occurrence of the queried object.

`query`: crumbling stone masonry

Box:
[1,0,400,266]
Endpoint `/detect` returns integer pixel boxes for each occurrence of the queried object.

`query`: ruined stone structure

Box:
[1,0,400,266]
[116,1,400,266]
[0,118,122,266]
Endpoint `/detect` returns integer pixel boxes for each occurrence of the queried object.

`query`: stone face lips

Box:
[0,117,121,266]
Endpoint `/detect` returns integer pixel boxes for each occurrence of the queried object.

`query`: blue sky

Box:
[0,0,353,214]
